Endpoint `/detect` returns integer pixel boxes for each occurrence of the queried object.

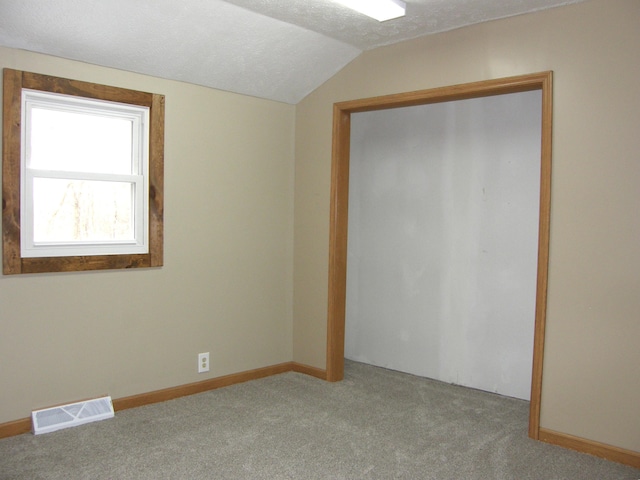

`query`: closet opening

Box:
[325,72,552,440]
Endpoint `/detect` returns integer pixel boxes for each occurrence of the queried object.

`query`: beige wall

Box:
[293,0,640,452]
[0,47,295,423]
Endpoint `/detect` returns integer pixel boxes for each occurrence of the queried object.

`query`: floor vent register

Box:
[32,396,114,435]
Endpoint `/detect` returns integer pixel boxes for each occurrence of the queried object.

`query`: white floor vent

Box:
[32,396,114,435]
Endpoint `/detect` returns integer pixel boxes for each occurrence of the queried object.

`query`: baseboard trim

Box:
[112,362,294,411]
[291,362,327,380]
[539,427,640,468]
[0,417,32,438]
[0,361,325,439]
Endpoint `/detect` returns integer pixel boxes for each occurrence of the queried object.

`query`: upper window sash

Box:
[22,89,149,175]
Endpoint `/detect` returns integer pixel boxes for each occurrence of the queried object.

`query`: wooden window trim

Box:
[2,69,164,274]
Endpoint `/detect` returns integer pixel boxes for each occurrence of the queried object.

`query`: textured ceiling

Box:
[0,0,584,104]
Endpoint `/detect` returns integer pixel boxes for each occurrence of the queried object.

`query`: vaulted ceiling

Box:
[0,0,584,104]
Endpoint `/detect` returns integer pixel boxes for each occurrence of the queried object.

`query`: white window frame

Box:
[20,89,150,258]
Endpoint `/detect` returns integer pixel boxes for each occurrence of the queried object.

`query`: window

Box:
[2,69,164,274]
[22,90,149,258]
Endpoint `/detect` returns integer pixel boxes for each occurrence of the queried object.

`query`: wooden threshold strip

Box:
[0,361,326,439]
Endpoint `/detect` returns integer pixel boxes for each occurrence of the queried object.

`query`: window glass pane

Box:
[29,107,134,174]
[33,178,135,242]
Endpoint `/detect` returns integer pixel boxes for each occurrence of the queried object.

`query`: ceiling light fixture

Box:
[334,0,407,22]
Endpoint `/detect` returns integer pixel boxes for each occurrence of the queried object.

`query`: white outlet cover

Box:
[198,352,209,373]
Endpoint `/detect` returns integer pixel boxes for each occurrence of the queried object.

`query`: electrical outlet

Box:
[198,352,209,373]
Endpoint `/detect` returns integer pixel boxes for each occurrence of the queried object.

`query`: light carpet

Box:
[0,361,638,479]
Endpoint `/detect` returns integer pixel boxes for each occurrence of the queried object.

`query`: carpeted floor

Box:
[0,360,638,479]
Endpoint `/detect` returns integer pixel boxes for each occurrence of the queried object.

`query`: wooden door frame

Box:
[325,71,553,440]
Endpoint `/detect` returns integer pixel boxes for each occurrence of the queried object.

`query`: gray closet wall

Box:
[345,91,542,400]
